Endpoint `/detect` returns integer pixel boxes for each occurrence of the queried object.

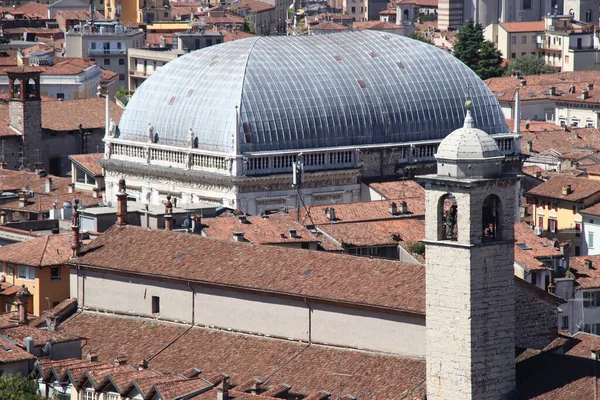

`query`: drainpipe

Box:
[189,283,195,326]
[304,298,312,343]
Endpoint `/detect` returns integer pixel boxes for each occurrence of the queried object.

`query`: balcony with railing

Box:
[88,48,127,56]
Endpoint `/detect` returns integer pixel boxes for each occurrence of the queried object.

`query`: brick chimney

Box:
[562,185,572,196]
[164,195,173,231]
[87,351,98,362]
[400,200,408,214]
[217,376,229,400]
[113,355,128,366]
[45,177,52,193]
[388,202,398,215]
[116,178,128,225]
[15,285,31,324]
[71,199,80,258]
[18,192,28,208]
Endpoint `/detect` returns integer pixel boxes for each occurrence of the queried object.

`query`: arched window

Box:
[482,194,501,242]
[586,9,593,22]
[26,78,37,99]
[438,193,458,241]
[13,78,21,98]
[403,9,409,20]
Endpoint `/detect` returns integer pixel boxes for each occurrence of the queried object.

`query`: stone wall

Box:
[514,279,559,349]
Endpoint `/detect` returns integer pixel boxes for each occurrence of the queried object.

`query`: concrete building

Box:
[127,48,181,92]
[438,0,560,30]
[484,21,545,60]
[65,22,145,90]
[541,14,600,72]
[106,0,172,24]
[103,31,520,216]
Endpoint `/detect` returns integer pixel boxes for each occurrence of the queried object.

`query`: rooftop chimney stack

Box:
[71,199,81,258]
[18,192,28,208]
[164,195,173,231]
[217,377,229,400]
[113,356,128,366]
[45,177,52,193]
[116,178,128,225]
[289,229,298,238]
[527,140,533,153]
[191,214,202,233]
[87,352,98,362]
[238,215,249,224]
[585,259,593,269]
[562,185,572,196]
[388,201,398,216]
[588,83,594,91]
[581,89,589,100]
[400,200,408,214]
[550,86,557,96]
[15,285,31,324]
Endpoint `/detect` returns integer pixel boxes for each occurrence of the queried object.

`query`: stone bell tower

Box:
[7,66,42,169]
[418,105,517,399]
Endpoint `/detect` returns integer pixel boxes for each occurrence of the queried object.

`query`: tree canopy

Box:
[453,19,503,80]
[0,374,45,400]
[504,54,555,76]
[409,30,433,45]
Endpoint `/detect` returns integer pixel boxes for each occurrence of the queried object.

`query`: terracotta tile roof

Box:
[69,153,103,177]
[366,180,425,201]
[219,28,255,42]
[0,311,35,329]
[0,336,36,363]
[297,198,425,226]
[584,164,600,176]
[15,2,49,19]
[171,3,201,19]
[522,165,549,180]
[569,255,600,289]
[1,324,80,347]
[311,21,349,31]
[364,21,405,30]
[579,201,600,216]
[526,175,600,202]
[0,233,73,267]
[42,97,123,131]
[36,357,90,381]
[102,368,162,392]
[486,71,600,104]
[83,364,138,387]
[150,377,213,400]
[521,126,600,157]
[514,222,562,259]
[553,331,600,358]
[379,9,397,14]
[55,9,104,21]
[29,298,78,328]
[201,215,320,245]
[60,311,427,399]
[0,169,71,194]
[76,225,426,314]
[22,44,54,56]
[0,191,101,214]
[238,0,276,13]
[318,218,424,247]
[499,21,546,33]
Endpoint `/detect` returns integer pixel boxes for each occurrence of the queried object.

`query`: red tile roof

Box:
[486,71,600,104]
[499,21,546,33]
[318,218,424,247]
[520,126,600,157]
[311,21,349,31]
[41,97,123,131]
[0,191,101,214]
[60,311,427,399]
[569,255,600,289]
[76,225,426,314]
[0,336,36,363]
[1,324,80,347]
[69,153,103,177]
[15,1,49,19]
[201,215,320,245]
[0,169,71,194]
[0,234,73,267]
[237,0,276,13]
[297,198,425,226]
[514,222,562,259]
[366,180,425,201]
[526,175,600,202]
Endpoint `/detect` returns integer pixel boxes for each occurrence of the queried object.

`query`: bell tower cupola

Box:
[418,101,518,400]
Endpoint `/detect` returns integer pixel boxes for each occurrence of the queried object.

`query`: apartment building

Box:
[65,22,145,90]
[106,0,172,24]
[127,48,180,92]
[484,21,545,60]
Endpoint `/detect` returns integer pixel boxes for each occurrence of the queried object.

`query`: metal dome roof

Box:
[118,31,508,154]
[436,110,503,161]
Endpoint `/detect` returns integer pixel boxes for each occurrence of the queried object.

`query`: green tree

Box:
[115,89,129,106]
[453,18,503,80]
[475,41,504,80]
[504,54,555,76]
[0,374,45,400]
[409,30,433,45]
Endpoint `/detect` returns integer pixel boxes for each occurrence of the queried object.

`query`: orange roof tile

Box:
[0,336,36,363]
[0,169,71,194]
[367,179,425,201]
[0,234,73,267]
[526,175,600,202]
[311,21,349,31]
[201,215,320,245]
[15,1,49,19]
[569,255,600,289]
[76,225,426,314]
[69,153,103,177]
[499,21,546,33]
[237,0,276,13]
[318,218,424,247]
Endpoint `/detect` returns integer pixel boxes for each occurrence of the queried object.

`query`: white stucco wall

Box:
[582,216,600,255]
[71,267,427,356]
[310,303,425,356]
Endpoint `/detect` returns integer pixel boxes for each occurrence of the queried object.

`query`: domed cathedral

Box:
[102,31,521,215]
